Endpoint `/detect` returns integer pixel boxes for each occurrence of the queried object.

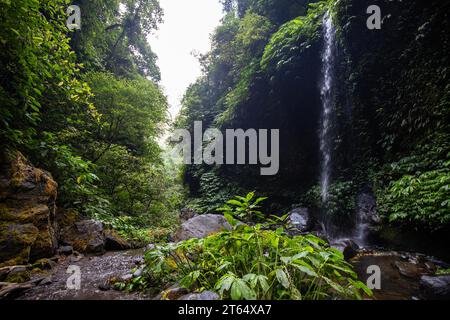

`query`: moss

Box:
[5,270,31,283]
[0,247,30,268]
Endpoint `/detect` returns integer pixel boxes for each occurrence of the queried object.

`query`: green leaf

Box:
[275,268,289,289]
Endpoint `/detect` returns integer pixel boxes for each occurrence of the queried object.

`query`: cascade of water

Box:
[319,12,335,204]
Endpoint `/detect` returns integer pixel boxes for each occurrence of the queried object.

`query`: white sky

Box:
[148,0,223,121]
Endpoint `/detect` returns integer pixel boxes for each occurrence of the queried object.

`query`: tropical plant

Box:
[136,194,371,300]
[217,191,267,222]
[141,221,370,300]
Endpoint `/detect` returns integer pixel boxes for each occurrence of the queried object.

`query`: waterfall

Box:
[319,12,336,204]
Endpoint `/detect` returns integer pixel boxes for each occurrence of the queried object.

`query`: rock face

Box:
[173,214,232,242]
[355,192,380,226]
[0,152,58,266]
[60,219,105,254]
[287,207,312,233]
[420,275,450,300]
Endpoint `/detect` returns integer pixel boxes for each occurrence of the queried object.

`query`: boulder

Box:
[0,151,58,267]
[58,245,73,256]
[60,219,105,254]
[287,207,312,233]
[420,275,450,300]
[394,261,427,279]
[104,229,131,251]
[330,239,359,260]
[173,214,232,242]
[157,285,189,300]
[178,291,220,300]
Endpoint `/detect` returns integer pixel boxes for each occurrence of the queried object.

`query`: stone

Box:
[39,276,53,286]
[394,261,427,279]
[69,251,83,262]
[287,207,312,233]
[0,151,58,266]
[98,281,111,291]
[32,258,56,270]
[120,274,133,282]
[173,214,232,242]
[133,267,143,278]
[355,192,380,225]
[5,267,30,283]
[159,285,189,300]
[420,275,450,300]
[60,219,105,254]
[104,229,131,251]
[331,239,359,260]
[178,291,220,300]
[58,245,73,255]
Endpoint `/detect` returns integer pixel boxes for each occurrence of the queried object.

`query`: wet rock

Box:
[420,275,450,300]
[287,208,311,233]
[98,281,111,291]
[120,274,133,282]
[32,258,56,270]
[69,251,83,263]
[104,229,131,251]
[173,214,232,242]
[58,245,73,256]
[133,267,143,278]
[60,219,105,254]
[5,267,30,283]
[178,291,220,300]
[180,208,198,222]
[394,261,427,279]
[0,151,58,266]
[0,265,27,282]
[355,192,380,225]
[38,276,53,286]
[331,239,359,260]
[157,285,189,300]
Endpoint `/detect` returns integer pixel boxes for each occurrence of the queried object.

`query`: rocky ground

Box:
[17,249,149,300]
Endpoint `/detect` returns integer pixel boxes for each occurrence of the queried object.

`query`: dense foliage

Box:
[0,0,183,241]
[137,194,370,300]
[177,0,450,236]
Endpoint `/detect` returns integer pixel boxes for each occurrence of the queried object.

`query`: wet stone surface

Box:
[351,250,438,300]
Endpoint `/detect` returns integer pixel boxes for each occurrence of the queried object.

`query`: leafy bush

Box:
[377,160,450,229]
[137,194,371,300]
[142,222,369,300]
[376,138,450,230]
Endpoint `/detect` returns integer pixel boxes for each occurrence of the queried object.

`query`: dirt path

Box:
[18,249,150,300]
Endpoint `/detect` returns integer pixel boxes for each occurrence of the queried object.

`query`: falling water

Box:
[319,12,336,204]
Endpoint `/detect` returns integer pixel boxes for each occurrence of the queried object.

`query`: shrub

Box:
[137,194,371,300]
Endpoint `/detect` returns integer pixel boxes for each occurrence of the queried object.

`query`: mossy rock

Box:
[0,223,38,264]
[31,258,56,270]
[0,151,58,266]
[5,269,31,283]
